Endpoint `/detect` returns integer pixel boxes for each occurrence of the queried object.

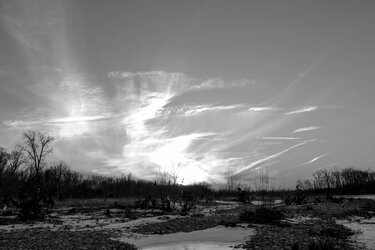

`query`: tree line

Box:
[296,168,375,194]
[0,130,213,208]
[2,130,374,210]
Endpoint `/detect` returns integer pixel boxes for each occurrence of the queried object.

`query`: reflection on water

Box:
[119,225,255,250]
[142,241,234,250]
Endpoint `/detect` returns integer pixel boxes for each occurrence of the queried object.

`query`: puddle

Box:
[142,241,235,250]
[338,217,375,249]
[114,225,255,249]
[334,195,375,201]
[251,199,283,206]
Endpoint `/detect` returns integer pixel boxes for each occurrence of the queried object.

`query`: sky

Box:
[0,0,375,188]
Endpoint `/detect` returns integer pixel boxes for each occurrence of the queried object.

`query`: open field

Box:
[1,195,375,249]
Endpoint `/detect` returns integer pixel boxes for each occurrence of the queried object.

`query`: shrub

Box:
[124,205,136,219]
[179,190,196,213]
[291,238,350,250]
[239,207,284,224]
[362,199,375,212]
[236,188,253,203]
[307,239,341,250]
[219,214,239,227]
[318,224,354,240]
[14,194,47,221]
[285,193,307,205]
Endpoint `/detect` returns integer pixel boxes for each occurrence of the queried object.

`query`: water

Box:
[338,218,375,249]
[142,241,234,250]
[116,225,255,249]
[251,199,283,206]
[335,195,375,249]
[334,194,375,201]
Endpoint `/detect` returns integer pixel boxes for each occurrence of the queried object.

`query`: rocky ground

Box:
[0,197,374,249]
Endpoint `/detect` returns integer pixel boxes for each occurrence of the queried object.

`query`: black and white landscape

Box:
[1,0,375,249]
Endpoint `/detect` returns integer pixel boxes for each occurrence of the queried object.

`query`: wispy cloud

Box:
[302,153,329,165]
[293,126,321,133]
[262,136,301,140]
[4,115,112,127]
[182,104,243,116]
[190,78,252,91]
[248,107,275,112]
[286,106,318,115]
[107,71,185,79]
[233,140,316,175]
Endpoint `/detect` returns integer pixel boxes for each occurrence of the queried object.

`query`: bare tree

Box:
[7,150,25,177]
[331,170,342,189]
[303,179,313,190]
[321,169,333,189]
[18,130,54,179]
[225,166,239,191]
[312,170,324,189]
[0,147,9,179]
[0,148,24,182]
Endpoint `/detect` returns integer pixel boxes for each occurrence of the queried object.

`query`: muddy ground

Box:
[0,197,374,249]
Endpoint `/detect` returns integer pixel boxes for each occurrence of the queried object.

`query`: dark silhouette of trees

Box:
[0,147,25,199]
[297,167,375,194]
[18,130,54,180]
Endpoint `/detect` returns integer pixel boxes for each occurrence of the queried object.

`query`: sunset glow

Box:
[1,0,375,188]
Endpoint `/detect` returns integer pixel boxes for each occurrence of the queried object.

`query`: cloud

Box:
[262,136,301,140]
[190,78,252,90]
[248,107,276,112]
[286,106,318,115]
[181,104,243,116]
[4,115,112,127]
[302,153,329,165]
[233,140,316,175]
[293,126,321,133]
[108,71,253,93]
[3,74,111,138]
[0,62,330,185]
[107,71,185,80]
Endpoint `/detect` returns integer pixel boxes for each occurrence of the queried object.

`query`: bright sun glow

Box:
[58,121,89,138]
[147,134,211,184]
[55,115,108,138]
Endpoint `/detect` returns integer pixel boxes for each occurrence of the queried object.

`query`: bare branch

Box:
[19,130,54,177]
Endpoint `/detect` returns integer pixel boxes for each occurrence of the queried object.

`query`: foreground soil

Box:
[0,197,374,249]
[0,229,136,250]
[240,220,355,250]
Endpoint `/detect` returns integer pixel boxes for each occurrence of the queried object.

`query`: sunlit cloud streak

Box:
[4,115,112,127]
[286,106,318,115]
[233,140,317,176]
[302,153,329,165]
[293,126,321,133]
[248,107,276,112]
[262,137,301,140]
[182,104,243,116]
